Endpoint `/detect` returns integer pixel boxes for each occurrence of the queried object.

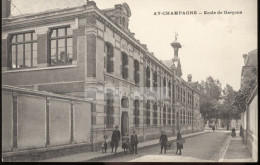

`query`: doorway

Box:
[121,112,129,136]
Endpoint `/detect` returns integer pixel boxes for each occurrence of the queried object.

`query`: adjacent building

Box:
[239,49,258,161]
[2,0,204,158]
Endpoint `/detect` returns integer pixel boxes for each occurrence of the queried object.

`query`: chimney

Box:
[187,74,192,82]
[86,0,96,7]
[243,54,247,65]
[2,0,11,18]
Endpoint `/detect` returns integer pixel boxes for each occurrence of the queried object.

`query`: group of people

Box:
[101,126,138,154]
[159,130,184,155]
[102,126,185,155]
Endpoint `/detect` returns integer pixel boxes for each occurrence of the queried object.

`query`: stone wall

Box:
[2,86,92,161]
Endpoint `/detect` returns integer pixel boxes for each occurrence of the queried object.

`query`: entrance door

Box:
[121,112,129,136]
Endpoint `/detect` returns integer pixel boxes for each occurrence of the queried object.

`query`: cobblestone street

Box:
[92,131,230,162]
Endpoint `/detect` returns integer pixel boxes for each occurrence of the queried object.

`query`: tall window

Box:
[177,85,180,100]
[134,59,140,84]
[153,102,158,126]
[146,66,151,88]
[163,77,166,96]
[153,71,158,91]
[163,105,166,125]
[121,52,128,79]
[146,100,151,126]
[105,42,114,73]
[49,26,73,65]
[172,84,175,103]
[168,80,171,97]
[134,100,140,127]
[10,32,37,69]
[106,93,114,128]
[172,110,175,124]
[167,106,171,125]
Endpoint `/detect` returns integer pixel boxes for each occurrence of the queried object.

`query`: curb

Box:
[86,131,208,162]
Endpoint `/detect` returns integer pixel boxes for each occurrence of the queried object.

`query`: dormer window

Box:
[122,17,126,27]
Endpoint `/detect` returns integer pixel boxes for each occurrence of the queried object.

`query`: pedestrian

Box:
[101,135,108,153]
[212,125,215,132]
[175,130,184,155]
[159,131,168,154]
[131,131,138,154]
[231,127,236,138]
[121,133,129,154]
[239,125,243,137]
[111,125,121,153]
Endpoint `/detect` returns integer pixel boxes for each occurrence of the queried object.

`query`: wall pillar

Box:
[12,93,18,151]
[35,27,49,67]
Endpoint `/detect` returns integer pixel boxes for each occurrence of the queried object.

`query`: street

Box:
[90,131,230,162]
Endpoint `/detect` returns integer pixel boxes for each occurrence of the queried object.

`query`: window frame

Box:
[9,31,37,69]
[48,26,73,66]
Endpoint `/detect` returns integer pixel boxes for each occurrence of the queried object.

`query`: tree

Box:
[218,84,240,129]
[199,76,222,121]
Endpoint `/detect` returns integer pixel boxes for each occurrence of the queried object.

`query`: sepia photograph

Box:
[1,0,258,162]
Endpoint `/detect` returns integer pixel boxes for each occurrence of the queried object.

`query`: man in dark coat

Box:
[176,130,183,155]
[159,131,168,154]
[111,125,120,153]
[131,131,138,154]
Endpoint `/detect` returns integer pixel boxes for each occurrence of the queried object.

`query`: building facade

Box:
[2,0,203,157]
[239,49,258,161]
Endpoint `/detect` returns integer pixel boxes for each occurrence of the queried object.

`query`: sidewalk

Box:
[219,135,255,162]
[39,131,207,162]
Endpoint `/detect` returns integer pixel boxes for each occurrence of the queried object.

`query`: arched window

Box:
[134,99,140,127]
[106,92,114,128]
[153,102,158,126]
[105,42,114,73]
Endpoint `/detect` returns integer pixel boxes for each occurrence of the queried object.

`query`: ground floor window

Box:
[163,105,166,125]
[146,100,151,126]
[167,107,171,125]
[134,100,140,127]
[153,102,158,126]
[106,93,114,128]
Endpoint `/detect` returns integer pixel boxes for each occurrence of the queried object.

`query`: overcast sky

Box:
[10,0,257,90]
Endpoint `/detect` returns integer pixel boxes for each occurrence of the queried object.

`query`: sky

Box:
[10,0,257,90]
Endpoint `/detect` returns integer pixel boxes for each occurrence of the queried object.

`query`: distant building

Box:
[2,0,203,158]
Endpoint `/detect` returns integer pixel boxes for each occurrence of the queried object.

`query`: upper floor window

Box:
[134,59,140,84]
[153,71,158,91]
[121,52,128,79]
[146,66,151,88]
[168,80,171,97]
[163,77,166,96]
[10,32,37,69]
[105,42,114,73]
[49,26,73,65]
[122,17,126,27]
